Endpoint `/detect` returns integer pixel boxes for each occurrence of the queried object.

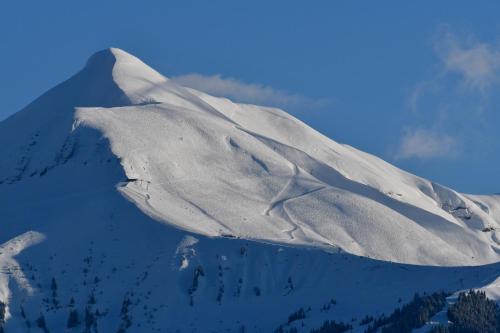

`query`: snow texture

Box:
[1,48,499,332]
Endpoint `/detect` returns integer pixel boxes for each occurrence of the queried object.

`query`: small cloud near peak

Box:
[434,26,500,91]
[172,73,329,111]
[395,128,459,160]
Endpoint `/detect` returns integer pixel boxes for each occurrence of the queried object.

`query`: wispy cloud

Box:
[171,73,329,111]
[407,81,438,114]
[395,128,459,160]
[396,26,500,161]
[434,27,500,92]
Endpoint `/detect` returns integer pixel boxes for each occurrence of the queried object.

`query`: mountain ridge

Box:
[2,48,500,265]
[1,47,500,332]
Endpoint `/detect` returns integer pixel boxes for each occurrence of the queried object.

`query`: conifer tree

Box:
[67,309,80,328]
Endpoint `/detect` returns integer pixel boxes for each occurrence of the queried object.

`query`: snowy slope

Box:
[1,48,500,332]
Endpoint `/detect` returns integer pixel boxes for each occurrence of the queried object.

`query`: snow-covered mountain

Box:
[1,48,499,332]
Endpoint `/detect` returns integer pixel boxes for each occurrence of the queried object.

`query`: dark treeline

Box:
[364,292,448,333]
[280,292,448,333]
[310,320,352,333]
[430,290,499,333]
[0,301,5,323]
[0,300,5,333]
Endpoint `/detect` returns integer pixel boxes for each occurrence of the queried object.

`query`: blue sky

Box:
[1,1,499,194]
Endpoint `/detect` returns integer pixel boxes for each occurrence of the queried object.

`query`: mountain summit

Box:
[84,48,168,103]
[1,48,499,332]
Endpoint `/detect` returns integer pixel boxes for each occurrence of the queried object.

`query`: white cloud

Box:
[171,73,328,111]
[397,27,500,161]
[407,81,438,113]
[395,128,458,160]
[434,28,500,91]
[408,28,500,117]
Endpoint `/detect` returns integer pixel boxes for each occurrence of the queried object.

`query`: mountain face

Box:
[1,48,499,332]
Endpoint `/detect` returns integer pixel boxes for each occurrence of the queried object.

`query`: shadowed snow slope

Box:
[1,48,500,332]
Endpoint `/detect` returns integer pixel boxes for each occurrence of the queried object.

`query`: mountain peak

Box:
[85,48,119,69]
[82,47,168,105]
[85,47,166,82]
[85,48,147,72]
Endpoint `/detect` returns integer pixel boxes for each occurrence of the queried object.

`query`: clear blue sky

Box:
[1,1,499,194]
